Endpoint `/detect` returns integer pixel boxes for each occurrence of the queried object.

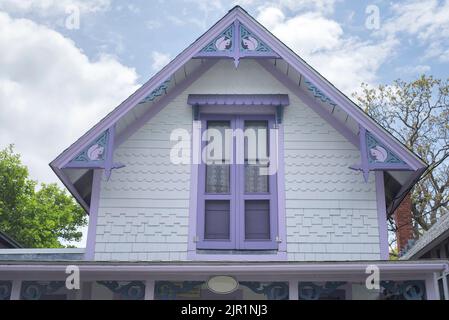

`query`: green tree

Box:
[0,145,86,247]
[353,76,449,250]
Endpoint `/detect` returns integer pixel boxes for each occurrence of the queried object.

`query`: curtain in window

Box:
[244,121,269,193]
[205,121,231,194]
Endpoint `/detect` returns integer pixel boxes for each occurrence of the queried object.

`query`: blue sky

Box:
[0,0,448,246]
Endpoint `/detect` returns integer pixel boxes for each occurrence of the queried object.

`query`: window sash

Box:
[197,114,278,250]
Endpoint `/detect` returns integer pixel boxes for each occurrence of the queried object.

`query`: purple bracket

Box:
[350,126,412,182]
[194,18,279,67]
[359,126,370,182]
[63,124,124,180]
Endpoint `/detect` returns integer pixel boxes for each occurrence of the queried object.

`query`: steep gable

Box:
[50,6,426,217]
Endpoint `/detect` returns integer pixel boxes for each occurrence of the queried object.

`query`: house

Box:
[0,6,447,300]
[0,231,22,249]
[400,213,449,299]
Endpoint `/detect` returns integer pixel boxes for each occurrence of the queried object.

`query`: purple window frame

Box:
[197,114,278,250]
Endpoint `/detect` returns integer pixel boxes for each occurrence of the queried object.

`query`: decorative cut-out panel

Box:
[97,281,145,300]
[239,24,273,53]
[200,25,234,53]
[349,126,410,182]
[240,282,289,300]
[154,281,204,300]
[305,80,337,107]
[298,282,347,300]
[21,281,66,300]
[138,79,171,105]
[380,280,426,300]
[195,20,278,65]
[0,281,12,300]
[64,125,124,180]
[366,131,404,164]
[72,130,109,163]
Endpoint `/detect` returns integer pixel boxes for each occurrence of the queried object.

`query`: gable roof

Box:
[50,6,427,214]
[0,231,22,249]
[401,213,449,260]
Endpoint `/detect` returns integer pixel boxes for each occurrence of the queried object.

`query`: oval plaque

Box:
[207,276,239,294]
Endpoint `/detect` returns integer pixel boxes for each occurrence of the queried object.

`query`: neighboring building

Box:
[0,231,22,249]
[401,213,449,299]
[0,6,447,300]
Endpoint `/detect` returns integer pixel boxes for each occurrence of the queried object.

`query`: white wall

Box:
[94,59,380,261]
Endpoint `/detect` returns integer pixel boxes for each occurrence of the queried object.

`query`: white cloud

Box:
[257,7,397,94]
[0,12,139,185]
[150,51,172,71]
[381,0,449,63]
[256,6,285,29]
[277,0,338,14]
[261,10,343,54]
[383,0,449,41]
[0,0,111,16]
[395,64,431,76]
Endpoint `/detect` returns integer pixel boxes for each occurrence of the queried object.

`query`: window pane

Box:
[245,200,270,240]
[245,164,269,193]
[244,121,269,163]
[206,165,230,193]
[205,121,231,194]
[205,200,230,240]
[244,121,269,193]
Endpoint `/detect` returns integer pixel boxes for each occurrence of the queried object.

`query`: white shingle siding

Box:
[283,89,380,261]
[95,99,192,261]
[94,59,381,261]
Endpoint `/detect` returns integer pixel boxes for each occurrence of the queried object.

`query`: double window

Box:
[197,115,278,250]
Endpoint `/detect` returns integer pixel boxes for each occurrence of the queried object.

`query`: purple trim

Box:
[10,280,21,300]
[190,114,278,252]
[84,169,102,260]
[349,163,413,171]
[187,94,289,106]
[233,20,239,67]
[276,123,287,253]
[258,60,359,147]
[375,171,389,260]
[63,162,125,169]
[187,252,287,261]
[238,115,277,250]
[188,120,201,252]
[194,19,279,65]
[237,11,425,170]
[116,60,217,146]
[359,126,370,182]
[0,261,446,274]
[62,125,125,179]
[104,125,115,180]
[63,162,104,169]
[350,127,413,181]
[197,115,236,250]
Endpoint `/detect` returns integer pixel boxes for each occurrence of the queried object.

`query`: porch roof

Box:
[0,260,447,279]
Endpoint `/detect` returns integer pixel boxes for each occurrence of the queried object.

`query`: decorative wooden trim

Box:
[84,169,102,260]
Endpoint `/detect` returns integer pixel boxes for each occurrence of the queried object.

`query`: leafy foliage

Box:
[353,76,449,247]
[0,145,86,247]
